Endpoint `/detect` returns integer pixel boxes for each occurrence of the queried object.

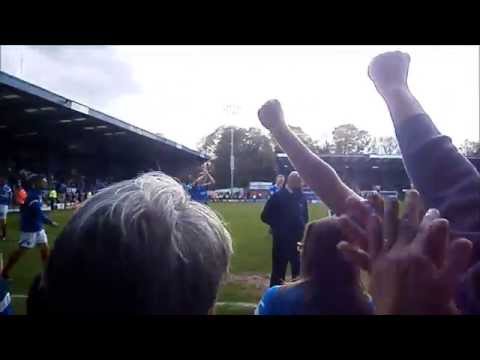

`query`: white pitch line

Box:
[12,294,27,299]
[216,302,257,308]
[11,296,258,309]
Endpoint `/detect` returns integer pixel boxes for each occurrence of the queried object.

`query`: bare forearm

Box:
[271,126,360,215]
[206,173,215,185]
[381,87,426,126]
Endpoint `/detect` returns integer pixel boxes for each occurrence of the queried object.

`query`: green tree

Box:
[198,126,276,188]
[270,125,320,154]
[459,139,480,156]
[332,124,372,154]
[368,136,400,155]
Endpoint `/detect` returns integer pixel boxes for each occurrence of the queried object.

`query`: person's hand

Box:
[337,190,472,315]
[258,99,288,134]
[368,51,410,96]
[341,191,384,230]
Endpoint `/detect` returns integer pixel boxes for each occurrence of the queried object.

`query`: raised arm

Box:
[202,170,215,187]
[368,51,480,240]
[192,174,205,186]
[193,170,215,187]
[257,100,361,215]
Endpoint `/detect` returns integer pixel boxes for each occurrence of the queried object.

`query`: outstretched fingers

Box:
[383,198,399,250]
[338,214,368,251]
[337,241,370,271]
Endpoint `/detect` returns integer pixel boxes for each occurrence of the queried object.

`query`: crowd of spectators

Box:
[1,168,115,210]
[1,51,479,316]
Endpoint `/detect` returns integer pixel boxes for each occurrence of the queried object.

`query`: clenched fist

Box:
[368,51,410,96]
[257,99,288,133]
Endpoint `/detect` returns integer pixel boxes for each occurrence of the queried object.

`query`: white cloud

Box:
[2,45,478,149]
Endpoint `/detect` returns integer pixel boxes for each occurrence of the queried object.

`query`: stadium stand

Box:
[0,71,207,185]
[276,153,480,198]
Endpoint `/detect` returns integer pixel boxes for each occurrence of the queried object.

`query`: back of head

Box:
[286,171,302,190]
[36,172,233,314]
[299,218,371,314]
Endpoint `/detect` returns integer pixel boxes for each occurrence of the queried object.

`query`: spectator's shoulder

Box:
[255,286,282,315]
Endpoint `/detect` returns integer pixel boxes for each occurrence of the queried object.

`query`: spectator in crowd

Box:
[48,187,57,210]
[0,276,13,315]
[367,51,480,312]
[0,177,12,241]
[269,175,285,197]
[15,181,27,208]
[57,180,67,205]
[190,167,215,205]
[1,175,58,280]
[256,216,373,315]
[26,172,233,314]
[261,171,309,287]
[337,190,472,314]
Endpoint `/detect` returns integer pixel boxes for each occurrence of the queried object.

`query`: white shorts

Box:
[19,230,48,249]
[0,205,8,220]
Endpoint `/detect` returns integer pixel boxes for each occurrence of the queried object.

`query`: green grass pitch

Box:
[0,202,329,315]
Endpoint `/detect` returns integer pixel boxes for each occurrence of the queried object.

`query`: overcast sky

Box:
[2,45,478,149]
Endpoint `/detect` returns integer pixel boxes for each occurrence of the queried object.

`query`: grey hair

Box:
[40,172,233,314]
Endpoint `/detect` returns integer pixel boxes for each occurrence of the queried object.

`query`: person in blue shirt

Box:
[256,217,374,315]
[0,177,13,241]
[1,175,58,280]
[269,174,285,197]
[189,168,215,205]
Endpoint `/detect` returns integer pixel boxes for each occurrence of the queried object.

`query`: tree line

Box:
[197,123,479,189]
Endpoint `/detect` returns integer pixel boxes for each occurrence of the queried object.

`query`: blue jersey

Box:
[190,184,208,204]
[20,189,53,232]
[0,278,13,315]
[255,284,374,315]
[0,185,12,206]
[269,185,281,197]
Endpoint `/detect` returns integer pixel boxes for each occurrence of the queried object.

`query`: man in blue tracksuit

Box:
[0,177,12,241]
[1,175,58,280]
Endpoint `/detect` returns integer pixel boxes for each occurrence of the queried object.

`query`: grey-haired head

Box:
[35,172,233,314]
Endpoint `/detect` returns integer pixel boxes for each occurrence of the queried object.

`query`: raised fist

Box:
[257,99,287,133]
[368,51,410,95]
